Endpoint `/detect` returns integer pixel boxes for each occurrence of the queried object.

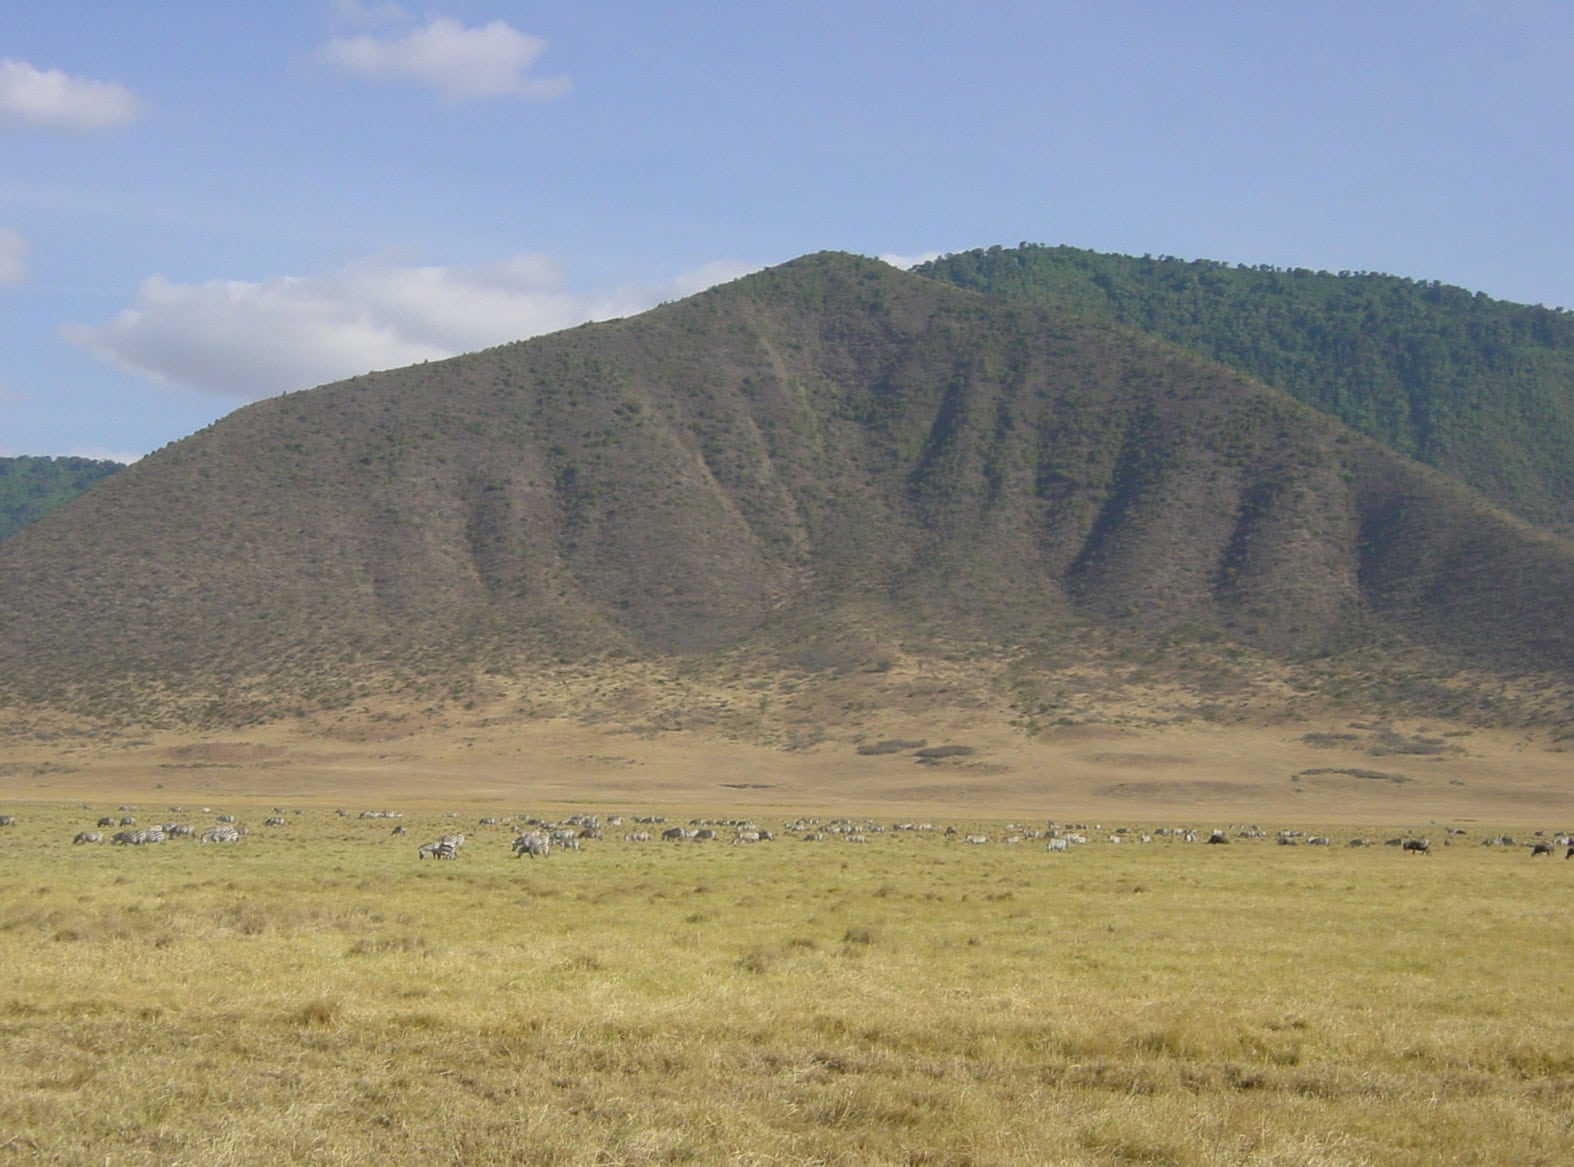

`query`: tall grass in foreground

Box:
[0,805,1569,1165]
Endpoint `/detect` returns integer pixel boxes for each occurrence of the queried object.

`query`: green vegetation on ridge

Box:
[0,456,124,541]
[916,244,1574,532]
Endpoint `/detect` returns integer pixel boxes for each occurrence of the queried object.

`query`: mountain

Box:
[916,245,1574,535]
[0,456,124,542]
[1,253,1570,733]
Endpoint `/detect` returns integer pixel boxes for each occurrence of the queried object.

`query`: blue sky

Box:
[2,1,1570,462]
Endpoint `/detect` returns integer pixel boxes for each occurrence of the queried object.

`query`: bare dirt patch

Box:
[1094,780,1260,802]
[163,742,287,764]
[1089,751,1195,768]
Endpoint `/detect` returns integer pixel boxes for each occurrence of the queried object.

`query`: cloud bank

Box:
[63,254,757,399]
[0,58,143,131]
[320,17,568,101]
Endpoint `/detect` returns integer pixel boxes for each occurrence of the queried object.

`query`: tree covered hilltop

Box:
[0,456,125,542]
[917,244,1574,534]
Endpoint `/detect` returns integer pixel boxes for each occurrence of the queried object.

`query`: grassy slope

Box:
[0,253,1569,746]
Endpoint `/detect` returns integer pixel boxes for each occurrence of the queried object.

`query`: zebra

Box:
[200,824,243,843]
[418,840,459,859]
[112,828,166,845]
[512,833,551,858]
[72,830,104,845]
[0,814,14,827]
[264,816,286,827]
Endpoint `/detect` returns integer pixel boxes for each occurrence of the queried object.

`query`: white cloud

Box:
[0,228,27,284]
[0,59,144,132]
[320,17,569,101]
[878,250,942,271]
[62,253,759,400]
[333,0,410,27]
[64,445,141,465]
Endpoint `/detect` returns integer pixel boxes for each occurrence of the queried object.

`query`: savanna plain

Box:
[1,719,1572,1167]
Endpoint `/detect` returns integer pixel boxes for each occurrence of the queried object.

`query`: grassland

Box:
[1,791,1569,1166]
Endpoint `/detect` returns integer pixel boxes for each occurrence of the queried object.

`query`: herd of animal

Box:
[2,805,1570,859]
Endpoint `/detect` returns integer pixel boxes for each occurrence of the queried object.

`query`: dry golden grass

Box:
[0,794,1569,1166]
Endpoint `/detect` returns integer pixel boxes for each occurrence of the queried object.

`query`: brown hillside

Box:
[0,253,1570,731]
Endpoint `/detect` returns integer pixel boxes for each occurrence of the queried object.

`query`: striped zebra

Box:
[512,832,551,858]
[112,827,166,845]
[418,833,465,859]
[72,830,104,845]
[200,824,243,843]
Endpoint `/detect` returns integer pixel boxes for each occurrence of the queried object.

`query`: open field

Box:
[1,791,1570,1166]
[4,701,1573,824]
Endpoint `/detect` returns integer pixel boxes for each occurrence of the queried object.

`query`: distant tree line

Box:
[916,245,1574,532]
[0,456,124,541]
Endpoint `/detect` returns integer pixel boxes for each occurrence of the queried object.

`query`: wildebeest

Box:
[1402,838,1431,854]
[1529,841,1552,857]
